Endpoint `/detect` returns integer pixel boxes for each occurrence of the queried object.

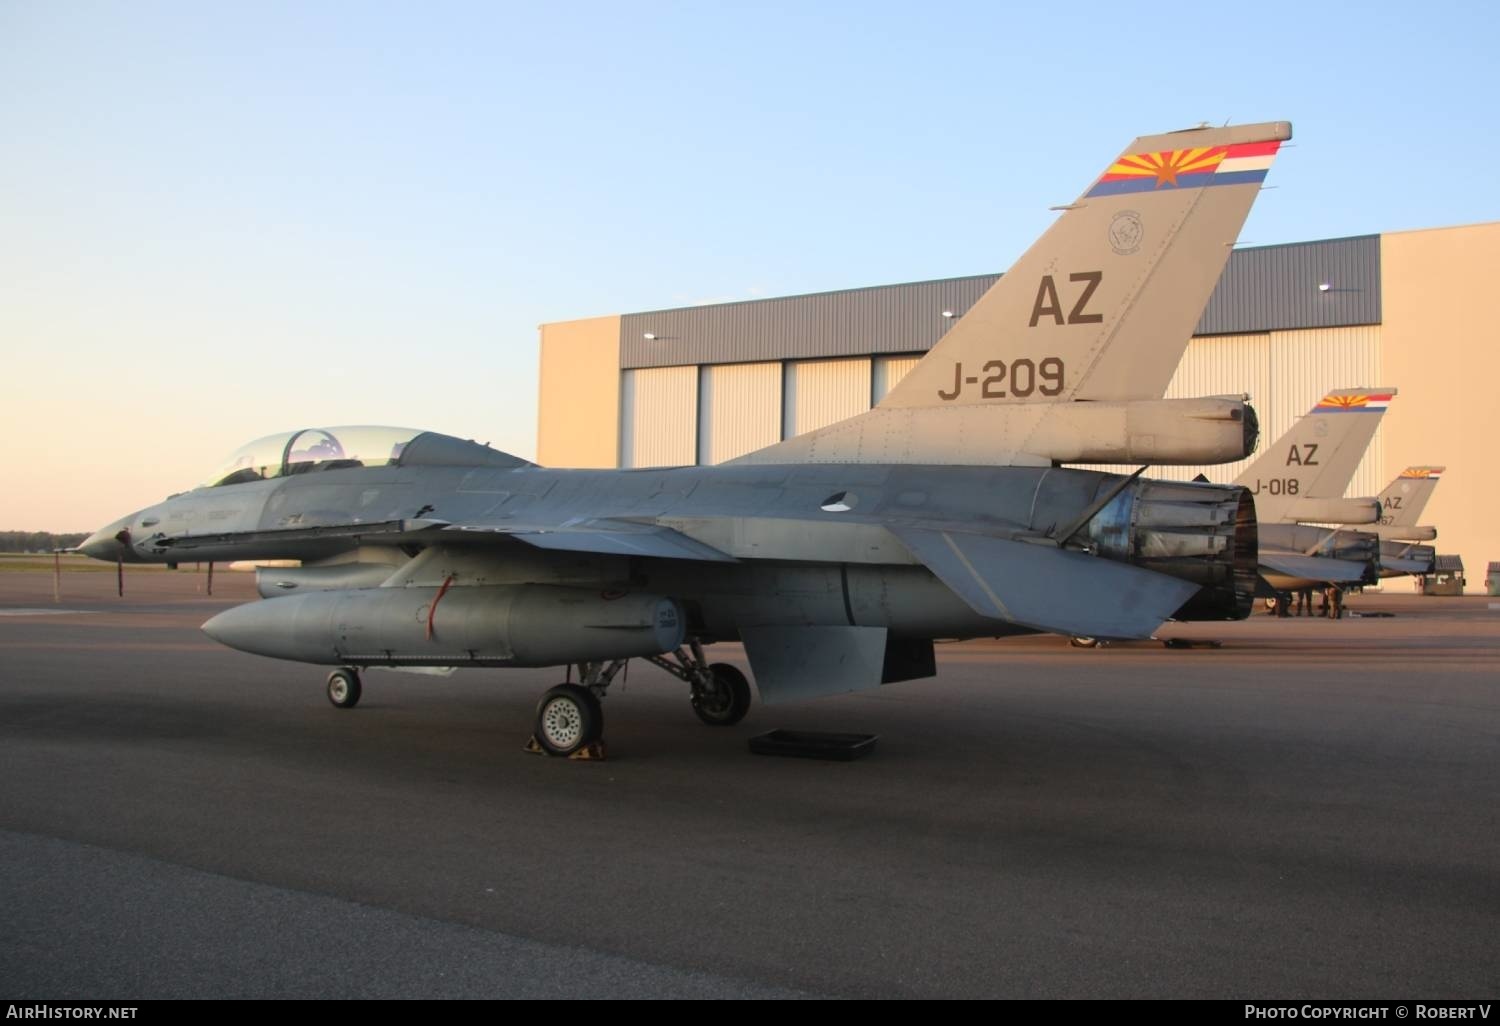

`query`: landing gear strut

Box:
[527,659,626,759]
[526,640,754,759]
[326,667,362,708]
[645,639,752,727]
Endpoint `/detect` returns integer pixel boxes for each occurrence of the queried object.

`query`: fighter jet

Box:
[1232,388,1394,597]
[1366,467,1444,577]
[81,120,1290,755]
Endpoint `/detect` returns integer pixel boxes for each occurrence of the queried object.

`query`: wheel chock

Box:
[523,735,608,761]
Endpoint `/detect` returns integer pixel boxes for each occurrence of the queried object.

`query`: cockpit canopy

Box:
[201,426,530,488]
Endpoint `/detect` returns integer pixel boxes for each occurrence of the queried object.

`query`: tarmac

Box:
[1,567,1497,998]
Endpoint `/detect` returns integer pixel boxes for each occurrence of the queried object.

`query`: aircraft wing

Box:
[1259,552,1370,584]
[148,517,448,552]
[150,515,736,563]
[441,519,736,562]
[889,526,1199,639]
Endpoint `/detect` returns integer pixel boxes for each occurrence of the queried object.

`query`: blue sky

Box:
[3,0,1496,529]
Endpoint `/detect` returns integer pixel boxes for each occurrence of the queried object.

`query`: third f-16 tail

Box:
[1375,467,1444,533]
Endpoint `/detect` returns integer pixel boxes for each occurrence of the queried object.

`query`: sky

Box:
[3,0,1497,531]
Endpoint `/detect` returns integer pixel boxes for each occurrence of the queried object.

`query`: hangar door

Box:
[698,362,782,465]
[784,358,872,438]
[872,355,922,405]
[620,366,698,468]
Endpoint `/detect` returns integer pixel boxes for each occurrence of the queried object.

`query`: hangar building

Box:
[537,222,1498,592]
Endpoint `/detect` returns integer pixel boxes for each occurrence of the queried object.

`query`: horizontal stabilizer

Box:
[890,527,1199,639]
[1382,556,1434,575]
[739,625,889,705]
[1260,552,1370,584]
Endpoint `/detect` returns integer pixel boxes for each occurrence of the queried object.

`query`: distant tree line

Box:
[0,531,90,552]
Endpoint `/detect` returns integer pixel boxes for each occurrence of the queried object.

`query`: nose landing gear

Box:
[326,667,362,708]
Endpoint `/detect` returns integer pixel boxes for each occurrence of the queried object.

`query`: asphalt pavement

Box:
[2,569,1496,998]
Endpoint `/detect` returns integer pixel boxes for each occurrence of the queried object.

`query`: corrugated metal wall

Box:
[1266,326,1385,498]
[784,358,872,438]
[1197,236,1381,335]
[1077,326,1385,498]
[698,362,782,465]
[616,237,1381,370]
[620,366,698,468]
[873,355,922,404]
[622,276,998,369]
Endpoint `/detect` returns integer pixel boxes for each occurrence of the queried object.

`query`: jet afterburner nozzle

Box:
[1086,478,1258,621]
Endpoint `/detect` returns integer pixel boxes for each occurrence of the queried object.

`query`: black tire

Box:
[327,668,362,709]
[1069,636,1100,649]
[692,663,752,727]
[534,684,603,756]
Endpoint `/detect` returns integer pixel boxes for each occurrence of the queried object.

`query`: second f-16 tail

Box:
[1234,388,1396,524]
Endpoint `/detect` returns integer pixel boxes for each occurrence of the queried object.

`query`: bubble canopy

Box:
[201,426,424,488]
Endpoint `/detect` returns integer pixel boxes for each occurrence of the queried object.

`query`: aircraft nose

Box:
[79,518,137,562]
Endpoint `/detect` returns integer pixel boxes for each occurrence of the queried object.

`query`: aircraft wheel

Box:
[326,668,362,709]
[692,663,751,727]
[535,684,603,757]
[1069,636,1100,649]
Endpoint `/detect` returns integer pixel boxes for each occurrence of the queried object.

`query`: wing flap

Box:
[890,527,1199,639]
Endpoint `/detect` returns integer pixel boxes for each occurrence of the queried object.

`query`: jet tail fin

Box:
[1375,466,1445,528]
[1234,388,1395,523]
[879,120,1291,411]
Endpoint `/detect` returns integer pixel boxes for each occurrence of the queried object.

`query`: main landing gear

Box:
[645,639,752,728]
[527,660,624,760]
[526,639,754,760]
[322,643,755,759]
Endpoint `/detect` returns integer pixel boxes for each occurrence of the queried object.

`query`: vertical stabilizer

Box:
[1234,388,1395,522]
[879,120,1291,410]
[1375,467,1444,527]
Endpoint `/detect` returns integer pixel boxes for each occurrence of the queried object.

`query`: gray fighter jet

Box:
[1366,467,1443,577]
[81,120,1290,755]
[1231,388,1395,594]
